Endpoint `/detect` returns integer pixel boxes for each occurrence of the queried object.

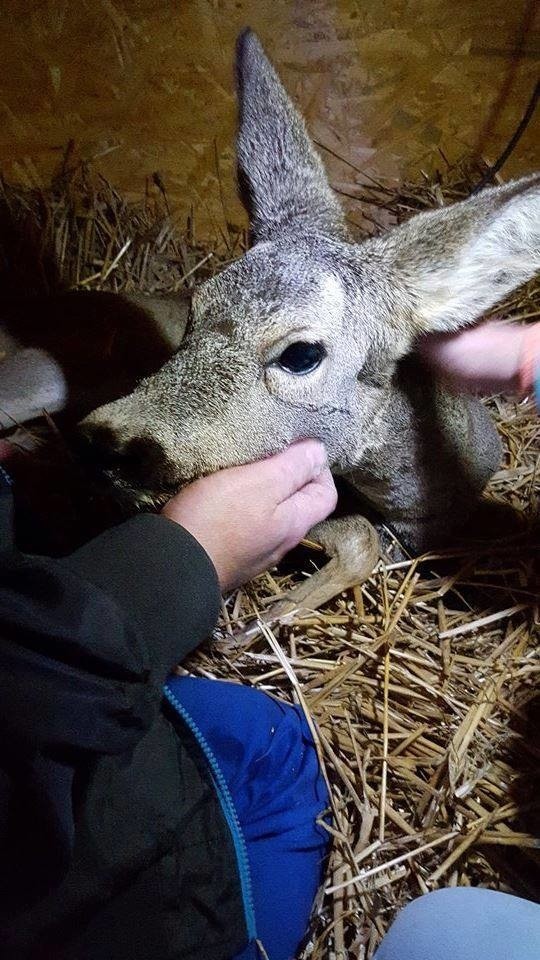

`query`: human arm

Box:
[1,438,336,756]
[0,468,221,901]
[0,439,336,902]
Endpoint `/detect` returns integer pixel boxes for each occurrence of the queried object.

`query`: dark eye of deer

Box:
[277,341,326,375]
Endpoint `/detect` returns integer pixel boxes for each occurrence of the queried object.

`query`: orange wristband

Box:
[518,322,540,398]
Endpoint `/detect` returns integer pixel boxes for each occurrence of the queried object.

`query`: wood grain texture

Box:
[0,0,538,240]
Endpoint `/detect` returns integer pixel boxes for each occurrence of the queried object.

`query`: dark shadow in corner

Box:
[0,172,190,554]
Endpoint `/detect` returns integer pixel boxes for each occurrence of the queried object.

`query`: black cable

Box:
[472,78,540,194]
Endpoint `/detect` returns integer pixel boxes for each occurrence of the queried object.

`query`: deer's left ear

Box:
[379,174,540,333]
[235,29,348,243]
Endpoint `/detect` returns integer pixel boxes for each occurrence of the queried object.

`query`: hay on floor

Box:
[0,157,538,959]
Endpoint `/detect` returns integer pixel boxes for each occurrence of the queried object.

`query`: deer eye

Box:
[277,341,326,375]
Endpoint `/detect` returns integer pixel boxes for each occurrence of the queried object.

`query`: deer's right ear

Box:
[235,29,347,243]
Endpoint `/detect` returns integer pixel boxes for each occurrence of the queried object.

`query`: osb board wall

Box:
[1,0,538,241]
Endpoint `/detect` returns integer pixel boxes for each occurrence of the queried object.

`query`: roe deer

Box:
[67,32,540,615]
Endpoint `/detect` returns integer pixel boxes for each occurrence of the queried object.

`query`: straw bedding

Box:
[1,157,538,959]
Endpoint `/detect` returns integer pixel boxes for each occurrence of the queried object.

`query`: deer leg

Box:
[235,515,380,639]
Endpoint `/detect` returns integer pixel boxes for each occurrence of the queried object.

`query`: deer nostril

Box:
[72,424,128,472]
[72,425,172,488]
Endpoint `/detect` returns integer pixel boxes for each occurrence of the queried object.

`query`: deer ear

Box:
[235,29,347,243]
[382,175,540,333]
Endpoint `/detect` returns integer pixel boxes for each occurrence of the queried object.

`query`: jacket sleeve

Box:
[0,469,221,757]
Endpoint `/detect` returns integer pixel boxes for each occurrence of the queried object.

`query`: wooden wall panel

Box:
[0,0,538,241]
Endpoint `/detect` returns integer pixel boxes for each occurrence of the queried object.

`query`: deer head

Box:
[78,31,540,513]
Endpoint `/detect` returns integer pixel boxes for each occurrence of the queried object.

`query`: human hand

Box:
[417,321,527,395]
[161,439,337,591]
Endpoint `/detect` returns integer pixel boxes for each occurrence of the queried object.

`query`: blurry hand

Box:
[161,440,337,591]
[417,321,526,394]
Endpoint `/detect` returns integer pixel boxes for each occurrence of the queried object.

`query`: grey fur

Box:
[81,30,540,556]
[236,31,348,242]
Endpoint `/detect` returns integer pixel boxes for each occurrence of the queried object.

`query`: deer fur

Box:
[4,31,539,590]
[76,30,540,563]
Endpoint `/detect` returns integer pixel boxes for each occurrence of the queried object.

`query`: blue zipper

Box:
[0,465,13,488]
[163,680,257,942]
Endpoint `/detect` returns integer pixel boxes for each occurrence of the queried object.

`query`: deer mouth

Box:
[102,470,180,512]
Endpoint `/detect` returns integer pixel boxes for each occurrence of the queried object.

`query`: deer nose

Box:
[73,424,129,472]
[72,423,168,485]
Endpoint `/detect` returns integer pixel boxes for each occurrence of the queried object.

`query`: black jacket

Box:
[0,467,247,959]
